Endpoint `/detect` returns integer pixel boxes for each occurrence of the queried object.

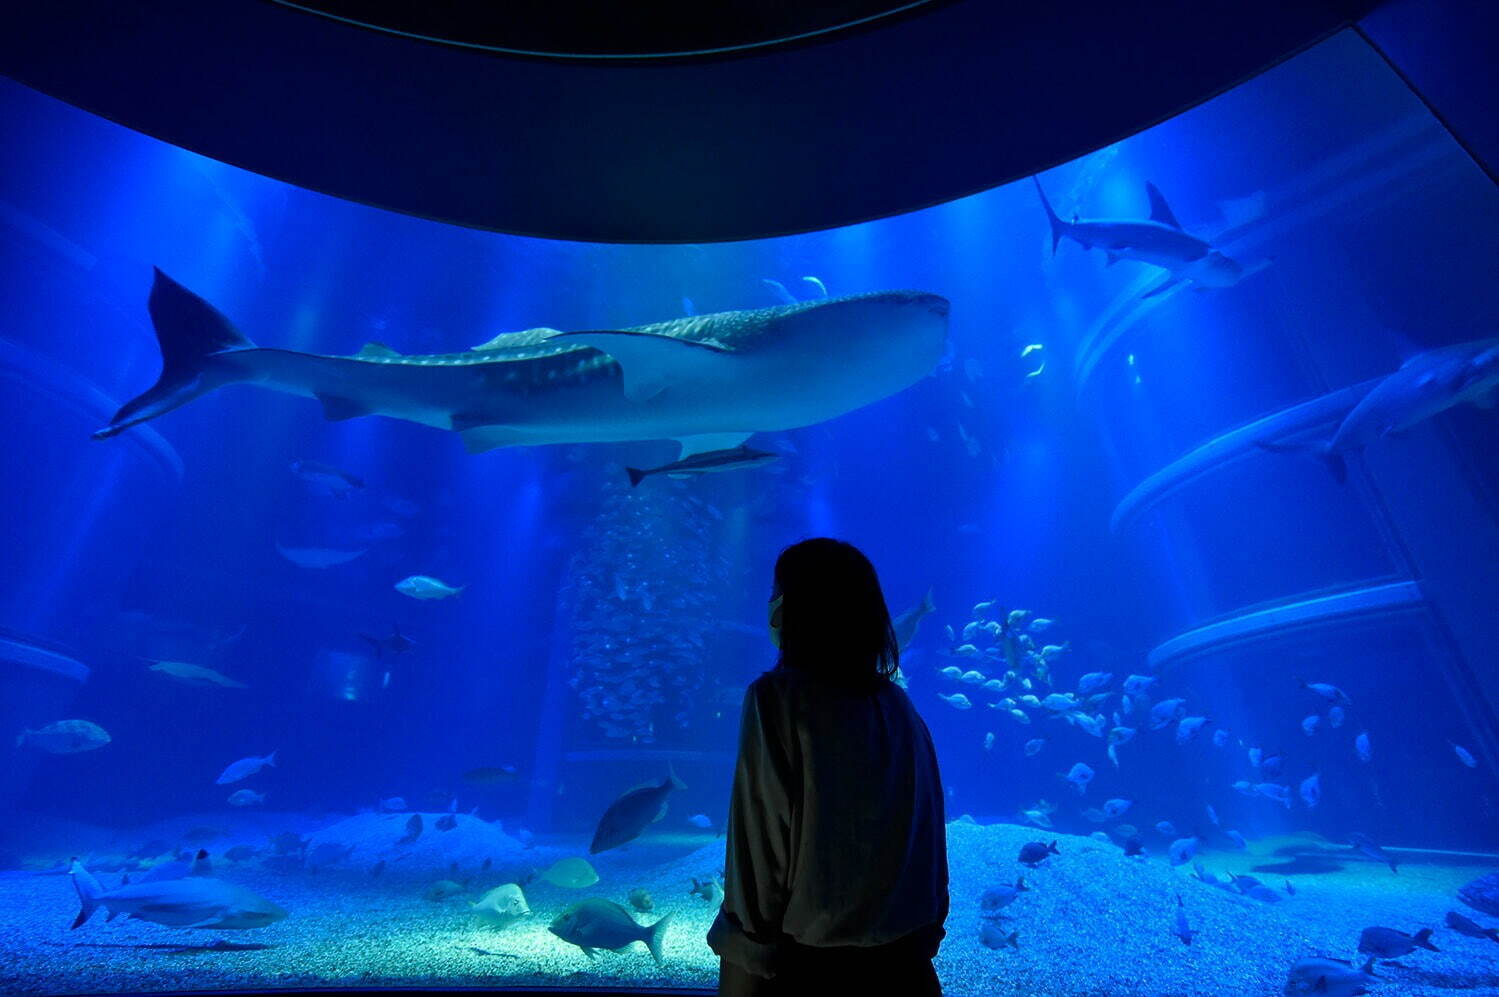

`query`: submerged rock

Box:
[1459,872,1499,917]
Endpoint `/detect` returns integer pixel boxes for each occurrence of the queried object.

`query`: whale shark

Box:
[1258,337,1499,483]
[1033,177,1245,297]
[94,270,949,458]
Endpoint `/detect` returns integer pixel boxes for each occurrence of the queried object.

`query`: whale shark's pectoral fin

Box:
[550,331,735,402]
[674,433,752,461]
[1145,182,1183,230]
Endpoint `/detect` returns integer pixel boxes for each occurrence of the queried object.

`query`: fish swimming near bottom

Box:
[549,898,672,966]
[980,877,1028,916]
[70,859,286,930]
[90,270,949,463]
[979,922,1020,950]
[590,766,687,854]
[1284,955,1378,997]
[1445,910,1499,943]
[1172,895,1197,945]
[1358,925,1438,959]
[689,876,724,904]
[625,444,779,486]
[1258,337,1499,483]
[539,857,600,889]
[472,883,530,930]
[1018,841,1059,867]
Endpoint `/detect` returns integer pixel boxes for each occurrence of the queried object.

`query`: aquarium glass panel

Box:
[2,27,1498,997]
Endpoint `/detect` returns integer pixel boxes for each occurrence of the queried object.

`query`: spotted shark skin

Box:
[95,269,949,454]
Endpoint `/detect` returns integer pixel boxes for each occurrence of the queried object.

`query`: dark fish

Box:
[1173,894,1196,945]
[1445,910,1499,942]
[548,898,672,965]
[589,767,687,854]
[463,765,520,785]
[370,860,386,878]
[1017,841,1059,867]
[1358,926,1438,958]
[979,877,1028,915]
[361,625,415,658]
[625,445,779,487]
[481,858,492,871]
[978,922,1019,950]
[1260,752,1285,779]
[436,814,458,832]
[1122,835,1146,857]
[398,814,423,845]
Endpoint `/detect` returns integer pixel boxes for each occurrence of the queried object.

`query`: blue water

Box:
[2,28,1498,996]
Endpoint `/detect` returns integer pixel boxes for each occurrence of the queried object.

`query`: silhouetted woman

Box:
[708,538,948,996]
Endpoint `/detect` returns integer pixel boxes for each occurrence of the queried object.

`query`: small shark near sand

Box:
[94,270,949,459]
[70,858,286,930]
[1258,337,1499,483]
[1033,177,1247,297]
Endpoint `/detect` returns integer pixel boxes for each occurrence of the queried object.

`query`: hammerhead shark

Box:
[94,270,949,459]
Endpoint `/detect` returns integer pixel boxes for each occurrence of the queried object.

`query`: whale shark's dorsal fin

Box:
[550,330,735,402]
[675,433,752,460]
[356,341,401,358]
[1145,183,1183,230]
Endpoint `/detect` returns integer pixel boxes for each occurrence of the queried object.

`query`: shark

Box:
[94,270,950,459]
[69,858,287,930]
[625,444,779,486]
[1258,337,1499,483]
[1033,177,1245,297]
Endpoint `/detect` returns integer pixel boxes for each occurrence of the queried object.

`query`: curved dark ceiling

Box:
[271,0,948,58]
[0,0,1375,243]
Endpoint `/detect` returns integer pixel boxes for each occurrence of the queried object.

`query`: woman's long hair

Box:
[773,538,898,691]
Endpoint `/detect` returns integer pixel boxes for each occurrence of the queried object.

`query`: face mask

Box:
[768,593,784,649]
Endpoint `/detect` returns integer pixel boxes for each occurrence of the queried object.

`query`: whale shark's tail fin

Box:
[1033,177,1067,256]
[1255,439,1348,485]
[93,268,255,440]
